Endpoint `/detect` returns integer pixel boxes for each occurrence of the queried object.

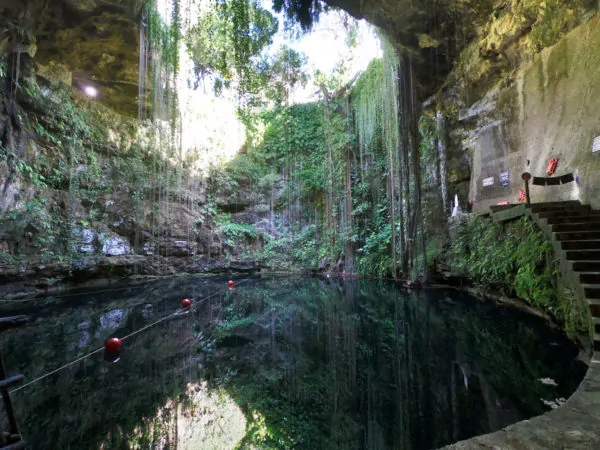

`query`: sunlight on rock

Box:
[249,410,269,441]
[177,382,246,450]
[98,383,246,449]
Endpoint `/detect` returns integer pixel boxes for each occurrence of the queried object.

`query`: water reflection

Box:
[0,276,587,449]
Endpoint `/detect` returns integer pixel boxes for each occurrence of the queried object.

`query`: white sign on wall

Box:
[593,136,600,153]
[482,177,494,187]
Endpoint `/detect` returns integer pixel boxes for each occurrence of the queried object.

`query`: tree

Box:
[260,45,309,107]
[186,0,278,97]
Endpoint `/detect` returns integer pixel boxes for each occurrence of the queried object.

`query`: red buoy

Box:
[227,280,234,288]
[105,337,122,353]
[182,298,192,308]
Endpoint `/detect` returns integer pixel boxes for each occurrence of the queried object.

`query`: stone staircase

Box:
[441,199,600,449]
[527,201,600,351]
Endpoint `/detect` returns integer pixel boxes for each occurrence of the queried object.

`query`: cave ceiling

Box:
[1,0,142,115]
[0,0,506,113]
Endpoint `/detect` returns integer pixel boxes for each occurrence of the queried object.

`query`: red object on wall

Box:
[497,201,510,206]
[519,189,526,202]
[182,298,192,308]
[546,158,558,176]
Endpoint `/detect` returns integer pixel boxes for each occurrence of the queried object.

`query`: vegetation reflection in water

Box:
[0,275,586,449]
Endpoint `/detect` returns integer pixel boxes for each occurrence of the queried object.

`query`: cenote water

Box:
[0,275,587,449]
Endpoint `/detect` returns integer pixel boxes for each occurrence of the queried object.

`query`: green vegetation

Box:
[0,0,589,350]
[187,0,308,108]
[187,0,278,96]
[447,215,589,341]
[209,41,436,279]
[0,79,143,265]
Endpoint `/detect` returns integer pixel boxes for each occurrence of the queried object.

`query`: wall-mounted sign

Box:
[593,136,600,153]
[482,177,494,187]
[499,170,510,187]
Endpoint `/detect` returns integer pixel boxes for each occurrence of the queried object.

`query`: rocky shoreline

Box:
[0,254,262,299]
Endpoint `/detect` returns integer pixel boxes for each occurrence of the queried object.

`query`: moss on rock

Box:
[443,0,595,106]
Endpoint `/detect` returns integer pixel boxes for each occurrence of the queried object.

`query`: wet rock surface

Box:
[99,232,132,256]
[0,254,262,298]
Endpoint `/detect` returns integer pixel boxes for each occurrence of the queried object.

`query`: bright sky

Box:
[155,0,382,167]
[266,8,382,102]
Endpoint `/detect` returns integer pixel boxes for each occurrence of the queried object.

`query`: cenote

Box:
[0,275,587,449]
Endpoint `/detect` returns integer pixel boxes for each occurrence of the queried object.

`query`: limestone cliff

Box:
[420,0,600,212]
[0,83,265,296]
[2,0,600,294]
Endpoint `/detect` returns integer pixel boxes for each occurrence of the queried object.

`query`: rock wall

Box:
[0,82,270,296]
[447,13,600,211]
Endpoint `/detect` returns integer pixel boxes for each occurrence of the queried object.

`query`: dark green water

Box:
[0,275,587,449]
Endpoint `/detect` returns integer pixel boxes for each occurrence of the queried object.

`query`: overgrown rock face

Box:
[326,0,595,98]
[326,0,498,95]
[2,0,592,116]
[0,82,265,293]
[443,0,595,104]
[417,0,599,212]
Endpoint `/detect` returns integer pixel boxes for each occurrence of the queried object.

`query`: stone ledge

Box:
[439,348,599,449]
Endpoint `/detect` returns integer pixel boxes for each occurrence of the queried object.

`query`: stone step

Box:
[489,204,521,213]
[532,206,590,215]
[584,285,600,299]
[572,261,600,272]
[562,241,600,250]
[580,273,600,284]
[537,209,600,219]
[553,222,600,233]
[546,216,600,225]
[566,250,600,261]
[590,299,600,316]
[530,200,583,208]
[529,201,587,212]
[555,231,600,241]
[547,216,600,226]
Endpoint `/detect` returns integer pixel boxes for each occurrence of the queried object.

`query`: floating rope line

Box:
[9,277,251,394]
[9,347,106,394]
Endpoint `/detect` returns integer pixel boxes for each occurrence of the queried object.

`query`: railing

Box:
[521,172,575,205]
[0,316,27,450]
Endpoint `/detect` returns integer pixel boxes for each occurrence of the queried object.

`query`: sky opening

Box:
[155,0,382,169]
